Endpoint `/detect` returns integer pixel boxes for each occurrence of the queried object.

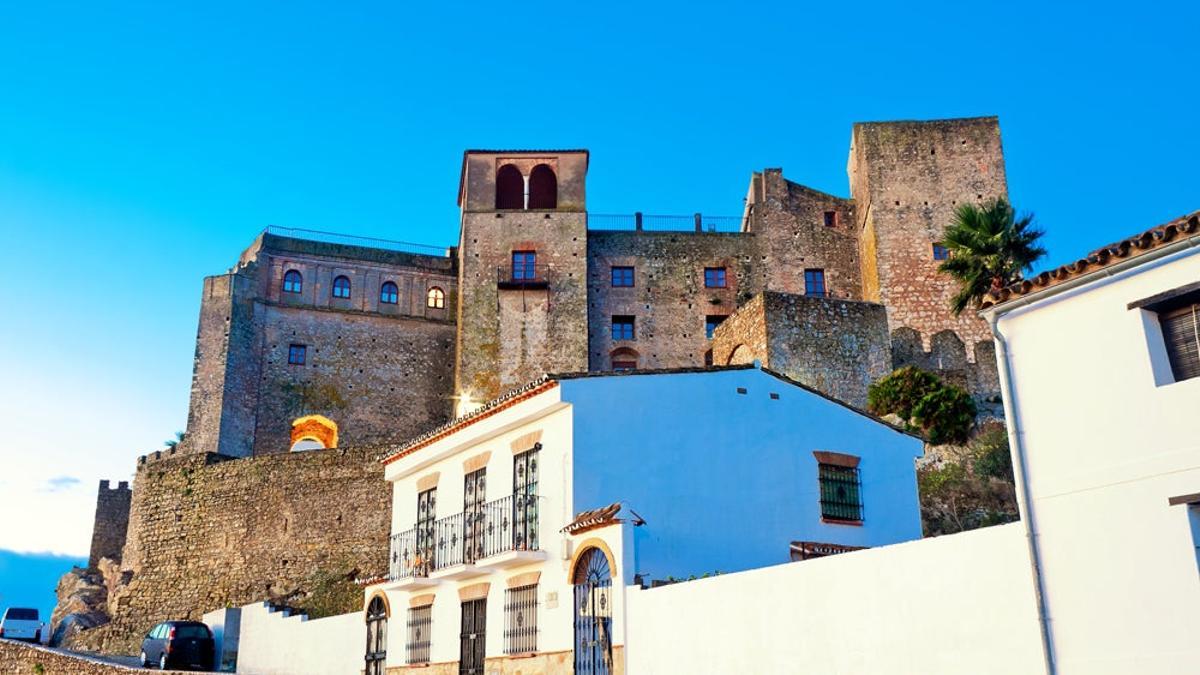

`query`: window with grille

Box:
[415,488,436,575]
[611,266,634,287]
[504,584,538,654]
[287,344,306,365]
[332,275,352,299]
[818,463,863,522]
[704,267,727,288]
[611,316,635,341]
[805,269,827,297]
[1160,303,1200,383]
[365,596,388,675]
[406,604,432,665]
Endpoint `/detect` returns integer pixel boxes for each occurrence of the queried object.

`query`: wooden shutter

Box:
[1161,304,1200,382]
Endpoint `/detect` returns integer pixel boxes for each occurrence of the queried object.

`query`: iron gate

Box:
[459,598,486,675]
[573,547,613,675]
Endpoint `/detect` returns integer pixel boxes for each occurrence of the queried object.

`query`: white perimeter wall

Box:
[235,602,362,675]
[624,523,1045,675]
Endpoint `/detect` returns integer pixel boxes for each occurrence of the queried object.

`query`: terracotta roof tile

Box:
[561,502,625,535]
[981,209,1200,310]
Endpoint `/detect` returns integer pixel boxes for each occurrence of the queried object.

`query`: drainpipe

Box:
[988,314,1056,674]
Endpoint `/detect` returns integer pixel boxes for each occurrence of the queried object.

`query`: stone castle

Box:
[61,116,1005,651]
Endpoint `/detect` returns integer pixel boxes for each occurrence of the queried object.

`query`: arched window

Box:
[528,164,557,209]
[496,164,524,210]
[365,595,388,675]
[426,287,445,309]
[611,347,638,372]
[283,270,303,294]
[332,275,352,299]
[380,281,399,305]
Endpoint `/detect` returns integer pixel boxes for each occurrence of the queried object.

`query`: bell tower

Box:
[454,150,590,403]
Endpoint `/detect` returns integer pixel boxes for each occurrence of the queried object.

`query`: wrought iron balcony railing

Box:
[497,265,552,289]
[388,494,542,581]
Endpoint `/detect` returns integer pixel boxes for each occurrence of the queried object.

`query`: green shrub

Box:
[868,367,976,445]
[971,427,1014,482]
[867,366,942,421]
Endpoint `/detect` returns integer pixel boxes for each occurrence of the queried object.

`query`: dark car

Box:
[140,620,214,671]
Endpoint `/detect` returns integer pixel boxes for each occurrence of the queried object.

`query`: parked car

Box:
[0,607,43,642]
[140,620,214,671]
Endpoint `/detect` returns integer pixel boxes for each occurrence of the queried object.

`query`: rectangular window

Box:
[460,598,486,675]
[415,488,436,575]
[704,267,727,288]
[287,344,306,365]
[504,584,538,655]
[512,251,537,281]
[611,315,635,341]
[818,463,863,522]
[1160,304,1200,382]
[463,469,486,564]
[705,315,728,340]
[933,244,950,261]
[513,447,540,552]
[407,605,432,664]
[804,269,826,297]
[611,266,634,287]
[823,211,838,227]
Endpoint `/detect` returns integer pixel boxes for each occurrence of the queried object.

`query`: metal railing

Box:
[588,213,745,233]
[263,225,450,257]
[388,495,542,580]
[497,265,553,287]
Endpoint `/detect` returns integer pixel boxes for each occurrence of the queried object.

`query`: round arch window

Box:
[427,287,445,309]
[332,275,352,299]
[380,281,399,305]
[283,270,303,294]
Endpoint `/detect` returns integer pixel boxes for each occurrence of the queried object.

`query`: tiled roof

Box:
[981,209,1200,310]
[381,377,559,465]
[561,502,625,535]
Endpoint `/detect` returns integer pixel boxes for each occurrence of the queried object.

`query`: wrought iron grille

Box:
[365,596,387,675]
[416,488,436,575]
[573,548,613,675]
[406,605,432,665]
[434,511,465,569]
[463,469,486,563]
[818,463,863,522]
[459,598,486,675]
[513,446,540,552]
[504,584,539,654]
[389,529,418,580]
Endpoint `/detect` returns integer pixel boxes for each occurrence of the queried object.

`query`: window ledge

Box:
[821,517,864,527]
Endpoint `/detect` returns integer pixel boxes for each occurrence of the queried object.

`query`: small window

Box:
[426,287,445,309]
[705,315,728,340]
[611,266,634,288]
[818,463,863,522]
[612,316,635,341]
[366,596,388,675]
[932,244,950,261]
[283,270,303,294]
[332,275,352,299]
[1160,303,1200,382]
[823,211,838,227]
[704,267,727,288]
[504,584,538,655]
[406,604,432,665]
[287,344,306,365]
[380,281,399,305]
[512,251,537,281]
[611,347,638,371]
[804,269,826,297]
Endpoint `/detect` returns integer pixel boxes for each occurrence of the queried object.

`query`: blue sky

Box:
[0,0,1197,566]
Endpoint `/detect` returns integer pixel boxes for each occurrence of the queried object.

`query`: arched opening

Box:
[573,546,613,674]
[528,164,557,209]
[380,281,399,305]
[332,275,352,299]
[426,286,445,309]
[495,164,524,210]
[727,344,754,365]
[283,270,303,294]
[290,414,338,452]
[365,595,388,675]
[610,347,638,372]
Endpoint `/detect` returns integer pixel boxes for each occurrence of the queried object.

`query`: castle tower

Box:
[849,117,1008,352]
[455,150,590,403]
[88,479,131,569]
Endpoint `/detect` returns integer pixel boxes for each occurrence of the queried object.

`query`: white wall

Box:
[624,523,1044,675]
[235,602,363,675]
[996,246,1200,673]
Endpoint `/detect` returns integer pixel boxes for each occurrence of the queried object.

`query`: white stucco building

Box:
[980,209,1200,673]
[361,365,924,674]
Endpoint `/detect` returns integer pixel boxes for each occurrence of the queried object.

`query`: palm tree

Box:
[939,198,1047,315]
[164,431,186,451]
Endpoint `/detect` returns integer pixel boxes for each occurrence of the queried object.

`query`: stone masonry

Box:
[88,480,131,569]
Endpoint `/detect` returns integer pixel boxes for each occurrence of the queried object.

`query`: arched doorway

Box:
[573,547,613,674]
[364,595,388,675]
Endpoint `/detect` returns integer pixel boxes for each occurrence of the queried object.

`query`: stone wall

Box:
[850,117,1007,351]
[891,327,1003,418]
[0,639,191,674]
[712,292,891,408]
[68,446,390,655]
[88,481,131,569]
[586,230,762,371]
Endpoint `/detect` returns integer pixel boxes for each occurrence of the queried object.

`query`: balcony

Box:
[497,265,551,290]
[387,494,545,585]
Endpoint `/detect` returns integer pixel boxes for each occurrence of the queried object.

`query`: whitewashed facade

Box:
[361,365,924,673]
